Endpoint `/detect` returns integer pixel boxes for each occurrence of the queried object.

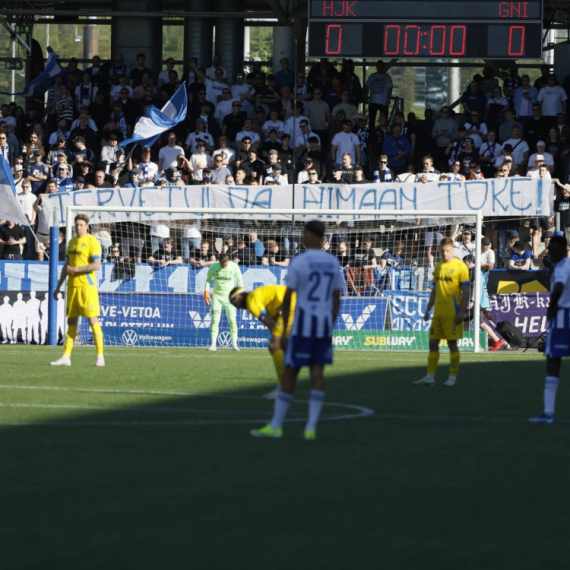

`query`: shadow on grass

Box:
[1,354,568,570]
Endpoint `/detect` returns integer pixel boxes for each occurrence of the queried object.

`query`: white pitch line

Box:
[0,384,371,411]
[0,385,374,425]
[0,402,300,416]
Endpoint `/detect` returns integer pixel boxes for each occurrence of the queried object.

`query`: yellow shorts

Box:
[271,315,293,339]
[429,314,463,341]
[67,286,100,318]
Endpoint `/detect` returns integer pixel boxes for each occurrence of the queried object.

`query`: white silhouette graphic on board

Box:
[0,296,13,344]
[40,296,48,345]
[56,292,65,343]
[12,293,27,344]
[26,291,41,344]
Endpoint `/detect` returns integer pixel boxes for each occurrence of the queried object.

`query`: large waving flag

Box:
[120,83,188,148]
[0,156,30,226]
[0,47,63,98]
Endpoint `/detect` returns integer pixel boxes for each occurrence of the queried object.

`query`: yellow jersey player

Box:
[229,285,296,399]
[50,214,104,367]
[414,237,469,387]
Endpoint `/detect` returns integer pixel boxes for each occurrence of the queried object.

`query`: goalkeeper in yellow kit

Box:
[414,237,470,387]
[230,285,296,399]
[50,214,105,367]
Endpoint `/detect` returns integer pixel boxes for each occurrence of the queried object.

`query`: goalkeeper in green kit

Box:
[204,253,244,351]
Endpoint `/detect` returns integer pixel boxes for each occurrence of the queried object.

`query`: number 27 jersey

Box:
[285,249,344,338]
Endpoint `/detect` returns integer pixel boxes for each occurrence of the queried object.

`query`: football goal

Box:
[63,206,484,352]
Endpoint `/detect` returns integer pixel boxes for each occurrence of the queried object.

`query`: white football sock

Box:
[544,376,559,416]
[270,393,293,430]
[305,390,325,432]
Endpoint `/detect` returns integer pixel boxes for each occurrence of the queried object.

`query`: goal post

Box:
[63,206,484,353]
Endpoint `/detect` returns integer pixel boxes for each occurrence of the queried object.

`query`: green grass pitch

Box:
[1,346,569,569]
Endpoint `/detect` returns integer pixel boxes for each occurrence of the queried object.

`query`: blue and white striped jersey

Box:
[551,257,570,310]
[285,249,344,339]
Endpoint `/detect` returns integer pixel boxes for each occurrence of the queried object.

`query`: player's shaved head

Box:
[303,220,326,249]
[219,253,230,267]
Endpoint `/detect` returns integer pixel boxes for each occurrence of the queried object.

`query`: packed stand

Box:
[1,54,569,281]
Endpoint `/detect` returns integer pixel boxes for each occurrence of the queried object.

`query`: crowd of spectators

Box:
[1,54,570,272]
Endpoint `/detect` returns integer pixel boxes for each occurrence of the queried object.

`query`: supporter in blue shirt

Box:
[25,150,50,195]
[55,165,76,192]
[461,82,487,121]
[380,241,405,269]
[124,169,141,188]
[508,241,532,270]
[384,123,411,174]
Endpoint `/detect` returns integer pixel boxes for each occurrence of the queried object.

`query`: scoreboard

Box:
[308,0,544,59]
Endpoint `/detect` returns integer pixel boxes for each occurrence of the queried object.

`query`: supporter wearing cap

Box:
[132,145,159,183]
[77,161,95,186]
[25,147,51,195]
[454,229,476,260]
[188,139,212,183]
[201,167,212,185]
[353,164,369,184]
[100,133,122,171]
[481,237,495,271]
[74,175,86,190]
[71,135,95,167]
[326,165,344,183]
[124,169,140,189]
[297,156,314,184]
[55,163,76,193]
[51,152,73,179]
[264,161,288,185]
[264,148,280,173]
[239,146,265,180]
[160,165,185,187]
[10,163,24,192]
[527,140,555,173]
[279,133,295,183]
[507,240,532,270]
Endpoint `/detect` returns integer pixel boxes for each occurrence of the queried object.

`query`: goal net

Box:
[64,206,484,352]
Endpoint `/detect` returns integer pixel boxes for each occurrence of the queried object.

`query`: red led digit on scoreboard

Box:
[449,25,466,56]
[430,26,446,56]
[404,25,421,55]
[325,24,343,55]
[508,25,525,56]
[384,25,400,55]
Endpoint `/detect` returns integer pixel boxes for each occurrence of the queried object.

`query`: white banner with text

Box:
[39,178,553,226]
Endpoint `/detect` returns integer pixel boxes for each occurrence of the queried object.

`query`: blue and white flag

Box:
[0,47,63,98]
[120,83,188,148]
[0,155,29,226]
